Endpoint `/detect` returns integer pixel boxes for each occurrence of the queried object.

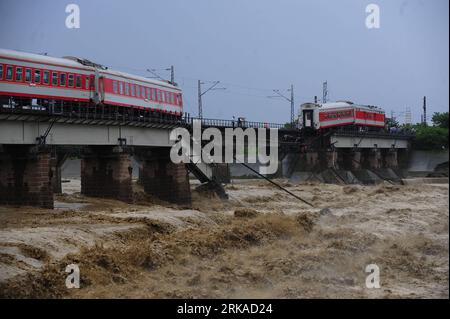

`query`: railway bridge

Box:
[0,108,413,208]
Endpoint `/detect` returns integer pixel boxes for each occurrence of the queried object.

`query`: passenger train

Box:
[299,101,386,132]
[0,49,183,120]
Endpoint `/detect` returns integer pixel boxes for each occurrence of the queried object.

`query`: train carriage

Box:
[0,48,183,119]
[300,101,385,132]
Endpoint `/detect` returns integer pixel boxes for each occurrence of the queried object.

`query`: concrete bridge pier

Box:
[305,151,319,170]
[364,149,382,169]
[348,150,362,170]
[81,146,133,202]
[324,149,339,169]
[138,148,191,206]
[383,149,398,168]
[0,145,53,208]
[336,149,361,170]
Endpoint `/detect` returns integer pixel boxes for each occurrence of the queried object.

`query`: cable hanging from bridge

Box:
[233,156,314,207]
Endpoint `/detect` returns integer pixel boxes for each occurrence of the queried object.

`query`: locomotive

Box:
[299,100,386,132]
[0,49,183,120]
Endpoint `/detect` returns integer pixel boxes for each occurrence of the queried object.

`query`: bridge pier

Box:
[138,148,191,206]
[324,149,339,169]
[383,149,398,168]
[81,146,133,202]
[305,151,319,170]
[340,150,362,170]
[0,145,53,208]
[364,149,382,169]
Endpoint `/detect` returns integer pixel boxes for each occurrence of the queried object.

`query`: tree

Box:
[411,124,448,150]
[385,117,399,128]
[432,112,449,129]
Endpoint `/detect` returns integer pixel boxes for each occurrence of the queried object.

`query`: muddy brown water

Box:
[0,179,448,298]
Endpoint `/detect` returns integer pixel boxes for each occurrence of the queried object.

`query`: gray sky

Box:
[0,0,448,124]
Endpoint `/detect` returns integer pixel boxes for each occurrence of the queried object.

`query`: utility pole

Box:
[423,96,427,125]
[290,84,294,125]
[322,81,328,104]
[146,66,175,85]
[267,84,295,125]
[198,80,202,119]
[197,80,226,118]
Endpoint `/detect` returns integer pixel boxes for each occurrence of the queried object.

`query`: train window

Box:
[0,65,2,80]
[52,72,58,86]
[43,71,49,84]
[34,70,41,83]
[151,89,156,100]
[76,75,81,88]
[141,86,145,98]
[119,82,124,95]
[68,74,74,87]
[60,73,66,86]
[130,84,135,96]
[113,81,118,94]
[146,88,151,99]
[135,85,140,98]
[6,66,13,80]
[124,83,128,95]
[85,77,89,89]
[15,67,23,81]
[177,94,182,105]
[157,90,162,102]
[25,68,31,82]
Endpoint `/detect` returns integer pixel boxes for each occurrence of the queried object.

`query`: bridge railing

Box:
[0,105,288,129]
[184,116,287,129]
[332,127,415,139]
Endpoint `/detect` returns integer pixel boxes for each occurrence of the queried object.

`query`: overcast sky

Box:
[0,0,448,123]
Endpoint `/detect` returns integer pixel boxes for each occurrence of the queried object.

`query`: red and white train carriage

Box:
[299,101,385,131]
[0,48,183,118]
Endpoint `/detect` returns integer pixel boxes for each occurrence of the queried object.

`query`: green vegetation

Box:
[432,112,449,129]
[403,112,449,150]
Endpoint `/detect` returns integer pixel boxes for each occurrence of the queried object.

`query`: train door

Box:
[98,76,105,103]
[91,70,102,104]
[303,109,314,128]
